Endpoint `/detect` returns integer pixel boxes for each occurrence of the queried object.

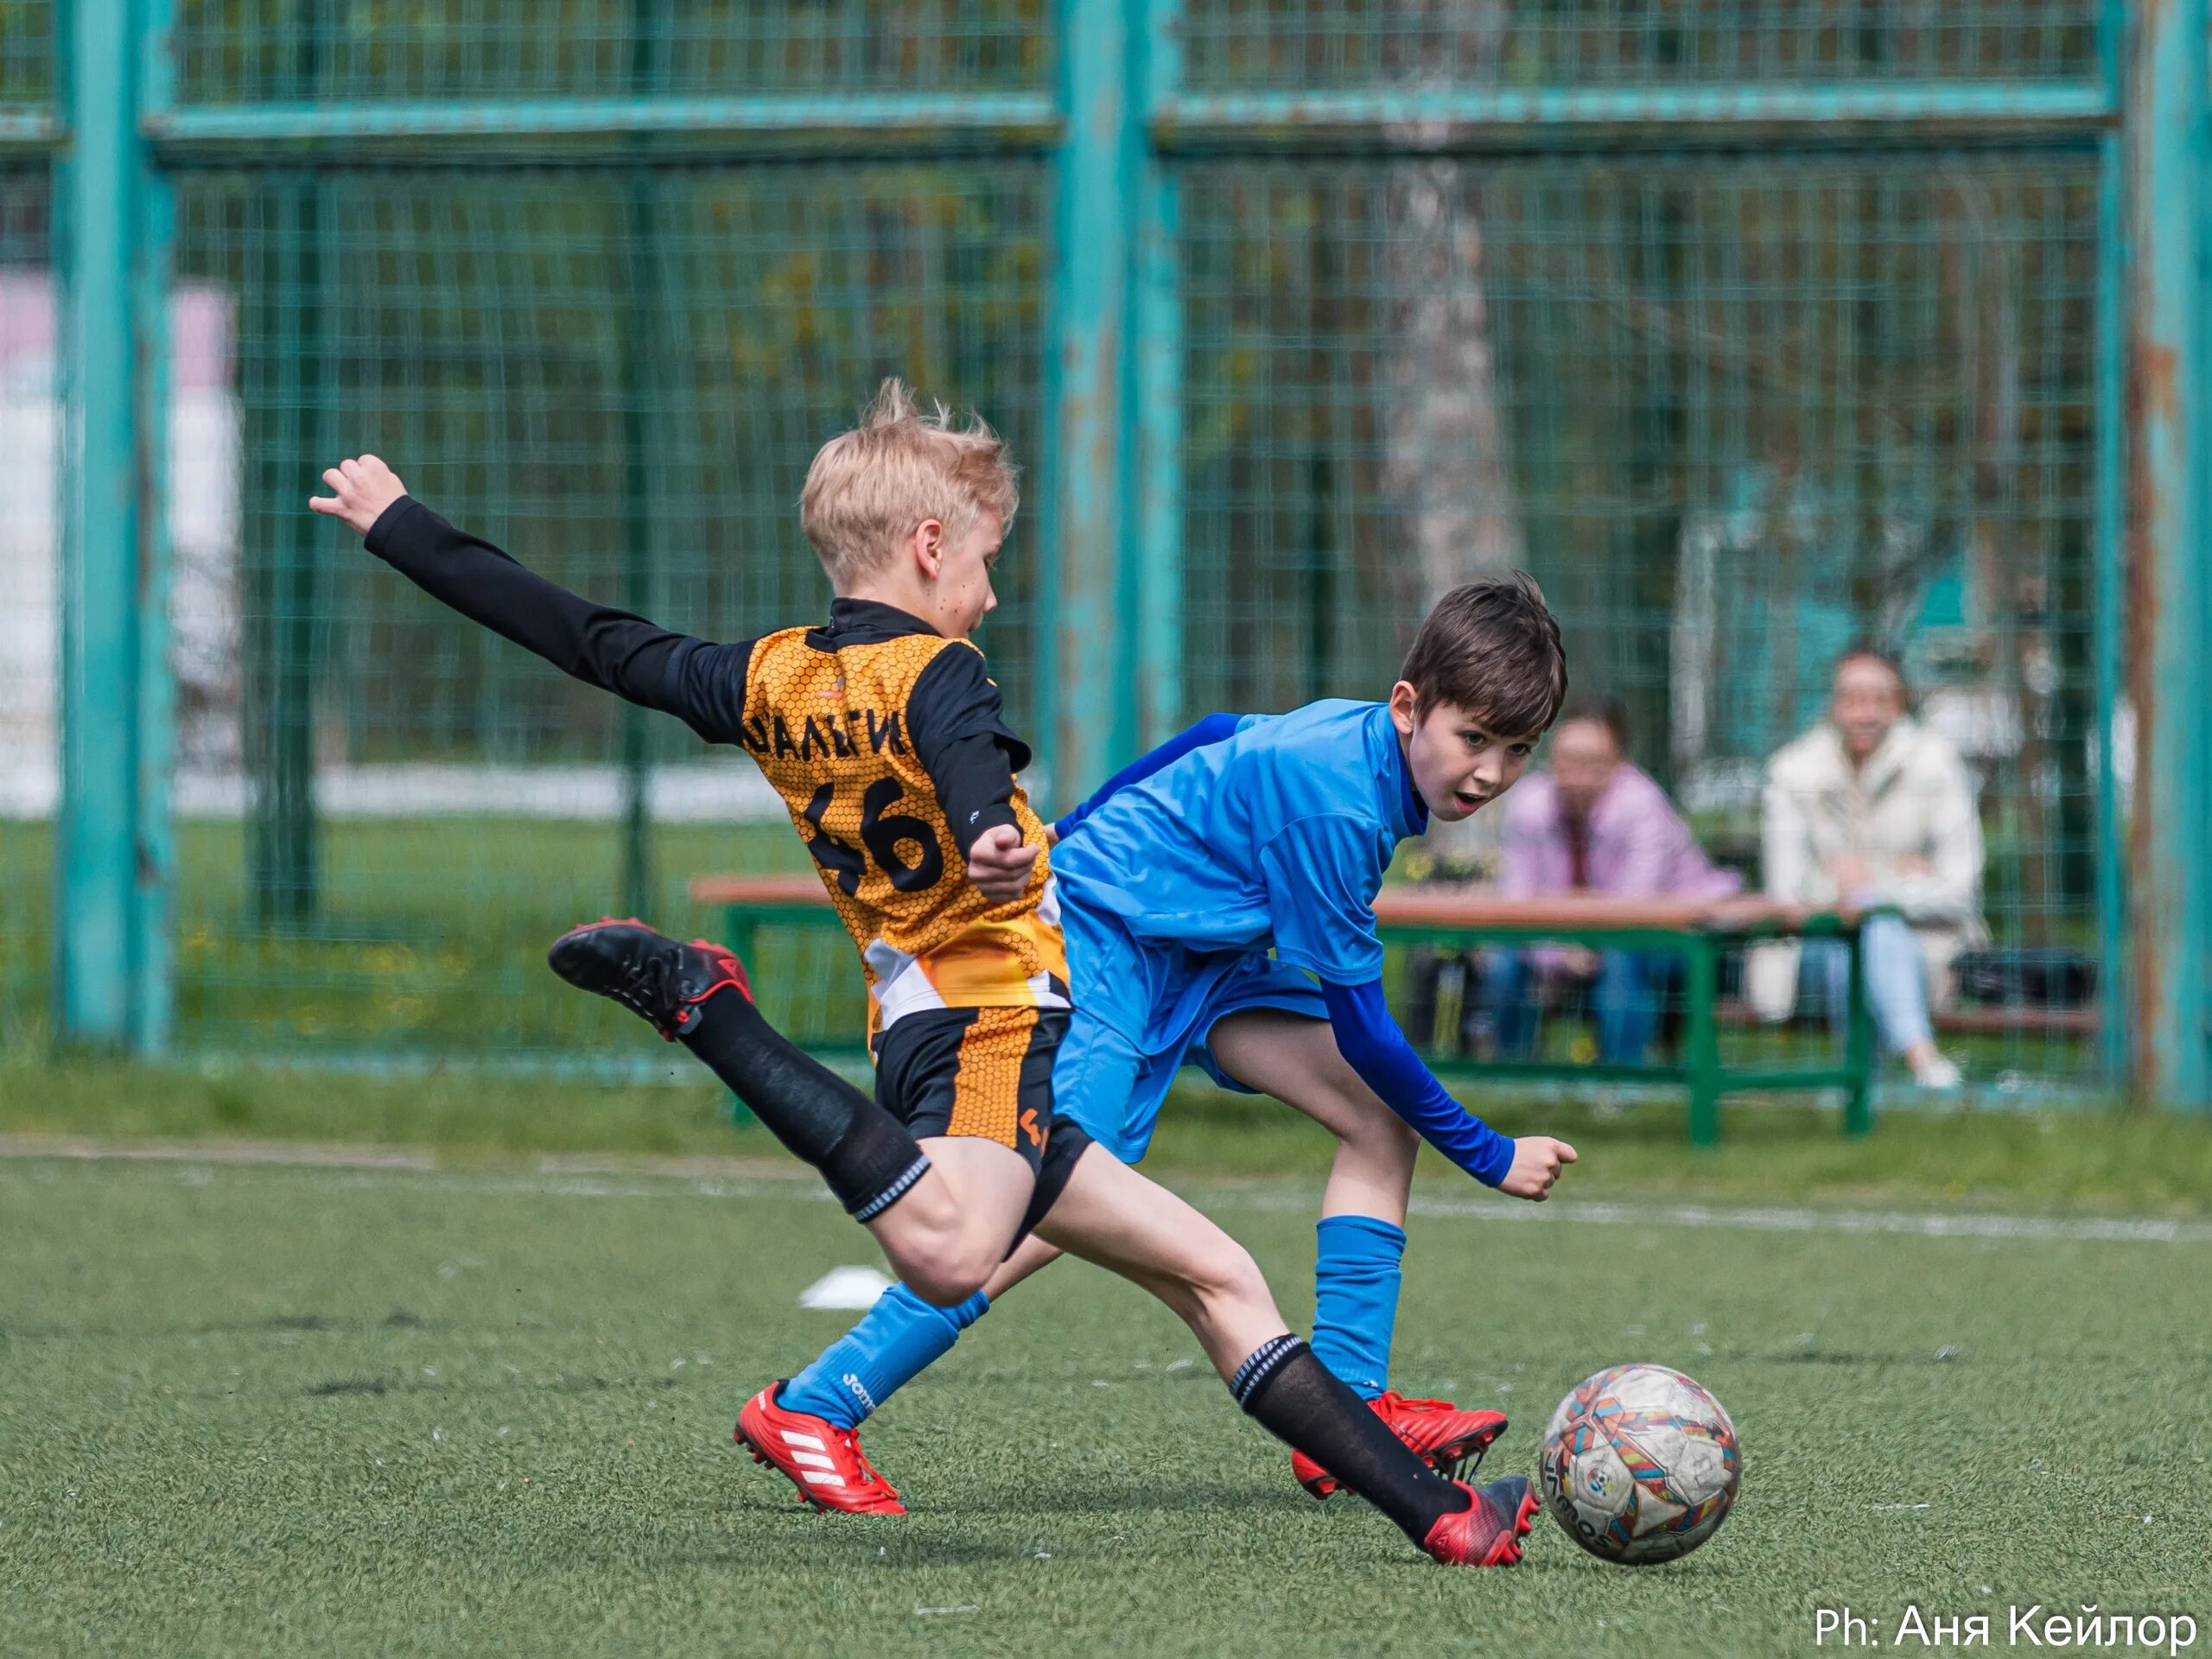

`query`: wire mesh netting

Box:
[0,171,50,1045]
[1179,0,2099,91]
[0,9,48,109]
[0,2,52,108]
[1182,152,2105,1088]
[7,3,2127,1096]
[156,162,1043,1061]
[172,0,1049,105]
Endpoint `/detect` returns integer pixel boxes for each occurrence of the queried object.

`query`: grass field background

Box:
[9,1049,2212,1216]
[3,1149,2207,1657]
[0,815,2108,1085]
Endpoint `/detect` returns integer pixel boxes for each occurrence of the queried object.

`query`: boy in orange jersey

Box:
[309,382,1541,1567]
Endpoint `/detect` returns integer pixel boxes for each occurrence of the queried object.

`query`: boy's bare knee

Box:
[905,1264,990,1308]
[900,1230,1001,1308]
[1334,1102,1418,1162]
[1190,1238,1269,1312]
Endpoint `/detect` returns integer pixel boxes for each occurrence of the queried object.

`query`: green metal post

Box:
[1843,926,1875,1135]
[132,0,177,1052]
[58,0,170,1051]
[130,156,175,1055]
[1684,938,1719,1146]
[1150,82,2113,153]
[143,93,1063,159]
[2093,0,2130,1091]
[615,7,671,923]
[245,9,327,929]
[245,191,323,928]
[1045,0,1138,806]
[2126,0,2211,1109]
[1130,0,1183,748]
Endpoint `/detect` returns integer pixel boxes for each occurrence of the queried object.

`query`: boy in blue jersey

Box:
[752,575,1580,1509]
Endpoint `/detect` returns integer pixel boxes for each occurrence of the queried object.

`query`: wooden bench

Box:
[688,874,1885,1146]
[1936,1005,2100,1037]
[1714,998,2099,1036]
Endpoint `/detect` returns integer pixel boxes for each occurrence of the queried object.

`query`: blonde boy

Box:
[310,381,1541,1566]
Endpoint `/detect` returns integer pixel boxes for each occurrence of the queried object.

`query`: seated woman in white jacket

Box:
[1749,647,1984,1090]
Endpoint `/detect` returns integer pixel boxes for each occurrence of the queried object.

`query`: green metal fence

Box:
[6,0,2206,1107]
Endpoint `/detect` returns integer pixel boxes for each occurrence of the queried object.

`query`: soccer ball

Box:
[1540,1363,1740,1565]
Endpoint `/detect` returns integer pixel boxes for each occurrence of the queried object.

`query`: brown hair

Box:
[798,378,1020,586]
[1400,572,1568,737]
[1834,639,1909,699]
[1554,696,1628,753]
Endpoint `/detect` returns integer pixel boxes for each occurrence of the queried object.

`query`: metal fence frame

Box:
[22,0,2208,1107]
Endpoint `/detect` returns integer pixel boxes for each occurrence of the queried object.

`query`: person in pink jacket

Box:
[1484,701,1741,1063]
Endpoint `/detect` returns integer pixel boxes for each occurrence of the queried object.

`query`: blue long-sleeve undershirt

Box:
[1321,977,1516,1186]
[1052,712,1244,841]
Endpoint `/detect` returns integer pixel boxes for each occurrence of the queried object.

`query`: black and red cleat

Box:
[734,1382,907,1516]
[1421,1474,1541,1567]
[1291,1391,1509,1499]
[547,918,751,1039]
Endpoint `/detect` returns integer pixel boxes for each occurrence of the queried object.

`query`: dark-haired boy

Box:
[767,576,1580,1503]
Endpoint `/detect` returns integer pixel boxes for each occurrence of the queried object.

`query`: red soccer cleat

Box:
[546,918,751,1040]
[1422,1475,1541,1567]
[1291,1390,1509,1499]
[734,1382,907,1516]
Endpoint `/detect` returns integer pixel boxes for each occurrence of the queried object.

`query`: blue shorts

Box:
[1049,893,1326,1164]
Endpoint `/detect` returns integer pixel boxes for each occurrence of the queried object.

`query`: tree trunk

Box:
[1382,161,1525,608]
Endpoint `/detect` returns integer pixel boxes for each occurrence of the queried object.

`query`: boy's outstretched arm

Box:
[1261,813,1576,1201]
[1319,978,1576,1201]
[310,455,752,745]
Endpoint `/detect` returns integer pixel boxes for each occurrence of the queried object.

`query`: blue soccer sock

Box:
[778,1282,990,1429]
[1309,1213,1407,1402]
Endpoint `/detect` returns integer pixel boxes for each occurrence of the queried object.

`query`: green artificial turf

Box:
[3,1154,2206,1656]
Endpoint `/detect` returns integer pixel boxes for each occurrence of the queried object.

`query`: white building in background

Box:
[0,274,242,816]
[0,273,779,824]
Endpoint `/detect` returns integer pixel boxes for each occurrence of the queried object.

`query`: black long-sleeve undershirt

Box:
[364,494,1025,846]
[365,494,756,745]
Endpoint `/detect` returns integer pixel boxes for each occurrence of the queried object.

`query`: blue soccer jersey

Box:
[1052,699,1419,1001]
[1046,699,1514,1184]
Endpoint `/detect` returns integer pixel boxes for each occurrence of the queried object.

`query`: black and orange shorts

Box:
[872,1007,1090,1237]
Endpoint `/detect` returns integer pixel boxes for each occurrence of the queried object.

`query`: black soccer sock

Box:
[678,988,929,1222]
[1232,1337,1471,1542]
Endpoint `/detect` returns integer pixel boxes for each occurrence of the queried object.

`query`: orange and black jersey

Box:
[365,495,1067,1031]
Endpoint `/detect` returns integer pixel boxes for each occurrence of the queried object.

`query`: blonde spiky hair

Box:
[798,378,1020,586]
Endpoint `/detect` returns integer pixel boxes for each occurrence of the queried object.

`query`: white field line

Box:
[3,1135,2209,1246]
[1409,1192,2212,1244]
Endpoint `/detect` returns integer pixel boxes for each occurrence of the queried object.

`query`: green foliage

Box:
[1180,1,2096,92]
[0,0,49,105]
[172,0,1051,103]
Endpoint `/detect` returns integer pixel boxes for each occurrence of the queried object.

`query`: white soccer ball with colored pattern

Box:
[1540,1363,1740,1565]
